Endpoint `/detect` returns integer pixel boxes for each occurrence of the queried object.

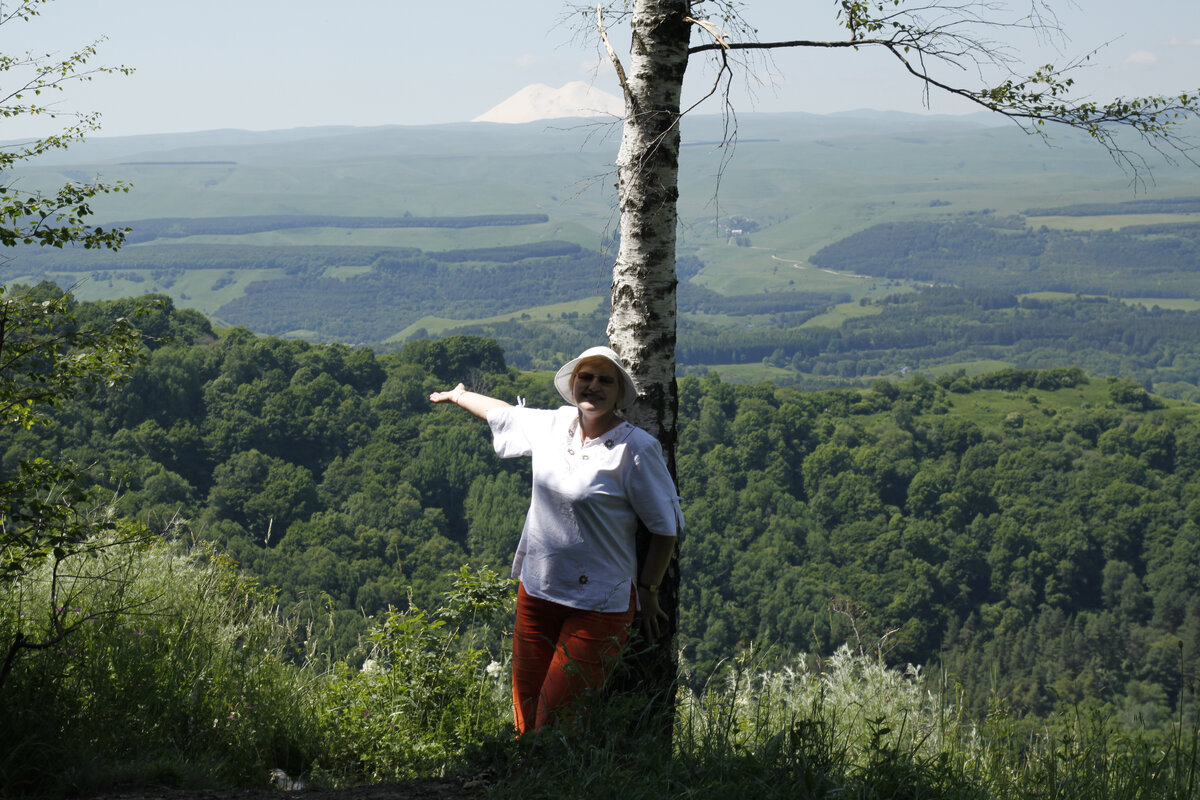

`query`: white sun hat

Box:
[553,346,638,409]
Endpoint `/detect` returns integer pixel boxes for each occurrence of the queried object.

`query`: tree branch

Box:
[683,1,1199,183]
[596,4,631,102]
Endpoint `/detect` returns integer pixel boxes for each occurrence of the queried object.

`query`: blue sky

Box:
[9,0,1199,137]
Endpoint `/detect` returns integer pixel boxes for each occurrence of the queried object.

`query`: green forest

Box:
[443,285,1200,402]
[6,284,1196,731]
[810,212,1200,297]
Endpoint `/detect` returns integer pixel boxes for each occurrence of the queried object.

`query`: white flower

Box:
[361,658,381,675]
[486,660,503,678]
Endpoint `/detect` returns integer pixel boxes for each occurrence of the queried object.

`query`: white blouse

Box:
[487,405,682,613]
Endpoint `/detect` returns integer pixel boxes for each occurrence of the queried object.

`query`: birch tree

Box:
[591,0,1199,714]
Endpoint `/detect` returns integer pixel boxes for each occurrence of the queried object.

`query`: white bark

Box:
[599,0,692,729]
[607,0,690,457]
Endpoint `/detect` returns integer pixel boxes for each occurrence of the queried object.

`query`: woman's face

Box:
[571,357,621,416]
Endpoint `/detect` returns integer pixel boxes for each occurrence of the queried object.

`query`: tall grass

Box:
[1,535,1196,799]
[0,528,324,795]
[0,533,516,797]
[485,645,1198,800]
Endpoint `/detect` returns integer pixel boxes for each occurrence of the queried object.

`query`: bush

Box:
[313,565,514,783]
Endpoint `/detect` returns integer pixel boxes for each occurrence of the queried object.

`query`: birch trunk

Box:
[605,0,690,729]
[609,0,689,454]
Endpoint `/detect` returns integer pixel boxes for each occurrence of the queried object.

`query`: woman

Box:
[429,345,681,732]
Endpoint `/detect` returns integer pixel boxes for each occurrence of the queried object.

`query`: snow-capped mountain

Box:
[472,81,624,124]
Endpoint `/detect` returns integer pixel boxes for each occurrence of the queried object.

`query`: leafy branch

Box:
[0,285,144,430]
[0,0,135,247]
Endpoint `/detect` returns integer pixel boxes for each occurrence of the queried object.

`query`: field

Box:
[800,300,886,329]
[388,296,604,341]
[1027,212,1200,230]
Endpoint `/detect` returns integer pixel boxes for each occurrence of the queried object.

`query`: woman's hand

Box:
[429,383,510,420]
[429,383,467,404]
[637,585,668,643]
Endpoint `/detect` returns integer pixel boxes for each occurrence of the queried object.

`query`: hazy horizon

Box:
[5,0,1196,139]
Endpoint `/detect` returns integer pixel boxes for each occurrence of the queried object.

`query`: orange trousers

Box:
[511,582,635,733]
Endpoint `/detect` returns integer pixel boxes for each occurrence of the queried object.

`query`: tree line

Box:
[456,287,1200,401]
[114,213,552,244]
[811,216,1200,297]
[216,246,611,340]
[1023,196,1200,217]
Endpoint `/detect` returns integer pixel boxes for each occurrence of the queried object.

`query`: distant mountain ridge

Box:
[10,107,1011,166]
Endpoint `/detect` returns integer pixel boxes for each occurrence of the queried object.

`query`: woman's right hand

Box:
[429,384,511,420]
[429,383,466,404]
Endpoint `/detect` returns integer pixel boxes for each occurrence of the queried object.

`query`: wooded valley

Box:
[6,286,1196,731]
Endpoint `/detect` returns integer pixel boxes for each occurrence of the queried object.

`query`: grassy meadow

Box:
[389,296,604,341]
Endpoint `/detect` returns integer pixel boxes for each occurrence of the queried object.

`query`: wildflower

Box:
[486,660,503,678]
[361,658,381,675]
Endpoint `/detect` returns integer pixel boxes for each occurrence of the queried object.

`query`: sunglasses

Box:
[575,371,616,386]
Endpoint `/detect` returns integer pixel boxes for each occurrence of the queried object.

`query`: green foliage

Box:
[0,0,133,252]
[2,305,1198,794]
[314,565,514,782]
[4,541,1194,798]
[0,283,142,429]
[0,457,117,584]
[669,286,1200,401]
[812,217,1200,296]
[0,283,148,614]
[399,335,507,382]
[210,243,610,342]
[491,645,1200,800]
[0,180,131,249]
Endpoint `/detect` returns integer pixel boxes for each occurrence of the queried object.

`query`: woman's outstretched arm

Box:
[429,382,511,421]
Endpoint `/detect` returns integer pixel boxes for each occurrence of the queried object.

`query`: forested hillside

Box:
[447,285,1200,402]
[811,213,1200,297]
[8,285,1197,728]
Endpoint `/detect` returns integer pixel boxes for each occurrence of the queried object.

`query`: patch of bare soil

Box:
[80,777,485,800]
